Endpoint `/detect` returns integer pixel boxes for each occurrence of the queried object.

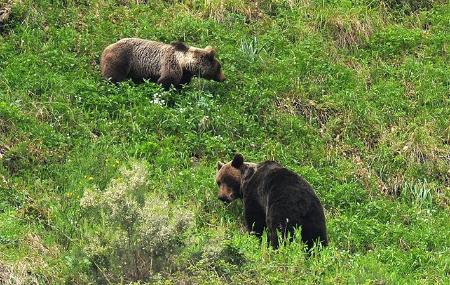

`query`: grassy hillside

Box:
[1,0,449,284]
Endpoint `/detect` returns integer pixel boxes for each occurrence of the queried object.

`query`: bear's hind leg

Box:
[266,217,285,249]
[266,206,297,249]
[244,203,266,240]
[301,217,328,250]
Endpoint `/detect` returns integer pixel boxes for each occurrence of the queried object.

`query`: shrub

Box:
[80,161,194,283]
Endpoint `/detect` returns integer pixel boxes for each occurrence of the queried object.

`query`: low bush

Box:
[80,161,194,283]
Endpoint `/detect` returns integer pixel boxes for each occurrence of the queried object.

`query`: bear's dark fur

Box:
[100,38,225,90]
[215,154,328,250]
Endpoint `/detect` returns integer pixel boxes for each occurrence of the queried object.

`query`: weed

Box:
[240,36,266,62]
[400,179,434,208]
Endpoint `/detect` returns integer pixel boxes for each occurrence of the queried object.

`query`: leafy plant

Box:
[400,179,434,208]
[240,36,265,62]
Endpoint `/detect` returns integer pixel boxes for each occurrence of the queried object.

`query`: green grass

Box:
[1,0,449,284]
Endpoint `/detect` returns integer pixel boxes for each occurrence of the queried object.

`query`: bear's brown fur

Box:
[216,154,328,250]
[0,6,11,33]
[100,38,225,90]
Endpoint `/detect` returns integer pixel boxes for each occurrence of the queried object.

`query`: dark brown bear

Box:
[215,154,328,250]
[100,38,225,90]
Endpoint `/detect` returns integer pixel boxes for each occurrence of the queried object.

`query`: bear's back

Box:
[248,161,321,213]
[120,38,172,78]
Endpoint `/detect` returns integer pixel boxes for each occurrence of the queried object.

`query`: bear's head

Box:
[199,46,225,82]
[215,154,256,203]
[173,42,225,82]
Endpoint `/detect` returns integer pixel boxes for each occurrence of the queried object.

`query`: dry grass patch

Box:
[368,121,449,195]
[386,122,449,168]
[327,15,373,49]
[0,233,61,285]
[198,0,266,23]
[166,0,273,23]
[315,8,381,49]
[0,261,41,285]
[276,92,337,130]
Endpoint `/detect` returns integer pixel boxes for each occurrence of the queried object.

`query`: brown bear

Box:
[215,154,328,250]
[100,38,225,90]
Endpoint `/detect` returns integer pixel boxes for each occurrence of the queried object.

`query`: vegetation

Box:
[1,0,449,284]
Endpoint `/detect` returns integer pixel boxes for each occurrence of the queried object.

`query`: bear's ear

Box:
[231,153,244,168]
[217,161,224,171]
[205,46,216,57]
[171,41,189,52]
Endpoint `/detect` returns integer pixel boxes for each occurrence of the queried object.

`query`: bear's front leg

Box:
[244,203,266,240]
[157,75,180,91]
[158,57,183,90]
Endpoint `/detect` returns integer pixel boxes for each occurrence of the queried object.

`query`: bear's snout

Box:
[218,195,232,203]
[216,71,226,82]
[218,184,235,203]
